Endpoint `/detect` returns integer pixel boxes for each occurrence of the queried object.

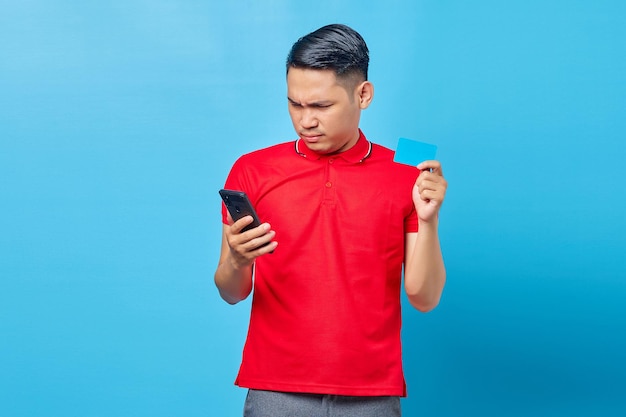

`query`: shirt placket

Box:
[322,157,337,205]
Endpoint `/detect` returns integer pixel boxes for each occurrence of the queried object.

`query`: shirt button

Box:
[325,182,332,188]
[328,158,334,164]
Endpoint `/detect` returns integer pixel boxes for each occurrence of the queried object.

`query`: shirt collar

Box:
[294,129,372,164]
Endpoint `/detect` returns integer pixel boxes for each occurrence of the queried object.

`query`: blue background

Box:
[1,1,625,416]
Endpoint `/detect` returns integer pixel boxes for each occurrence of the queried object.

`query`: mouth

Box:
[300,133,323,143]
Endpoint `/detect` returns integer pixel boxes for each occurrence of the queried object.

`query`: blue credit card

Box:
[393,137,438,166]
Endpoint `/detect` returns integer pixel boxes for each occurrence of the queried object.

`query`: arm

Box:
[214,214,278,304]
[403,161,448,312]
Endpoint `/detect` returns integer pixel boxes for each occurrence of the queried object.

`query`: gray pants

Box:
[243,389,401,417]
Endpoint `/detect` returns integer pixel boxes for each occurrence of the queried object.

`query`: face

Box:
[287,68,373,155]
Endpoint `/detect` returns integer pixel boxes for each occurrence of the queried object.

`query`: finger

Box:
[244,230,277,253]
[417,170,447,188]
[419,187,444,201]
[228,226,270,257]
[416,171,434,184]
[417,160,443,176]
[230,215,255,234]
[238,223,275,250]
[416,175,441,190]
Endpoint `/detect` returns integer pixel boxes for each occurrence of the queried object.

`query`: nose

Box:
[300,108,318,129]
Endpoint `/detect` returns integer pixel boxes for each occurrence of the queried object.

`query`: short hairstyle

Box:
[286,24,369,83]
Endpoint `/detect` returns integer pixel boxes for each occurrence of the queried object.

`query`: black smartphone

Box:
[219,189,263,233]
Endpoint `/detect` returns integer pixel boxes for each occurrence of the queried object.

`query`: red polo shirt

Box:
[222,131,419,396]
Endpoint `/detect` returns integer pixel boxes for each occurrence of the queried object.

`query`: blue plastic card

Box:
[393,137,438,166]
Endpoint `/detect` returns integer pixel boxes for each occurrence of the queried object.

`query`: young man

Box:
[215,24,447,417]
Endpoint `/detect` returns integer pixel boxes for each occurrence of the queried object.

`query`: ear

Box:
[356,81,374,109]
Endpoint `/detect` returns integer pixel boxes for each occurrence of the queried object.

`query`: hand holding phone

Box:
[219,189,274,252]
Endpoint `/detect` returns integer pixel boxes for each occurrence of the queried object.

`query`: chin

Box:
[303,141,326,152]
[310,144,336,155]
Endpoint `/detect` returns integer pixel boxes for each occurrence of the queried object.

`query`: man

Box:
[215,24,447,417]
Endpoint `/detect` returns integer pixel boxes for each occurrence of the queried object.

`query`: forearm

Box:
[404,221,446,312]
[214,254,253,304]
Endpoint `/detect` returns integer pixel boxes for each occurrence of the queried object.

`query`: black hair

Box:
[286,24,369,82]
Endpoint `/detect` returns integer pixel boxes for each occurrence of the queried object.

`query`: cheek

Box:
[328,109,355,130]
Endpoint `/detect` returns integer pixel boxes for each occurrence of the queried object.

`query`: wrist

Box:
[228,254,252,272]
[418,216,439,231]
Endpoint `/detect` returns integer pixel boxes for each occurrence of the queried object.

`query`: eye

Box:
[288,99,302,108]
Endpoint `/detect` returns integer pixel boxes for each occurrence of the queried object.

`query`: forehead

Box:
[287,68,349,101]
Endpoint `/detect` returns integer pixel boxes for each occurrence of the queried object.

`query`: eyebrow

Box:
[287,97,333,107]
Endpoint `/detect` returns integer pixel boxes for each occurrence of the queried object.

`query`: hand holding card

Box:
[395,137,446,222]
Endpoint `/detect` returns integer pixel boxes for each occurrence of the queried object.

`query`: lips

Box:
[300,133,323,143]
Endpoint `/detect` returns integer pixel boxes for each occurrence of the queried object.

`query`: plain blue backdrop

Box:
[1,1,625,416]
